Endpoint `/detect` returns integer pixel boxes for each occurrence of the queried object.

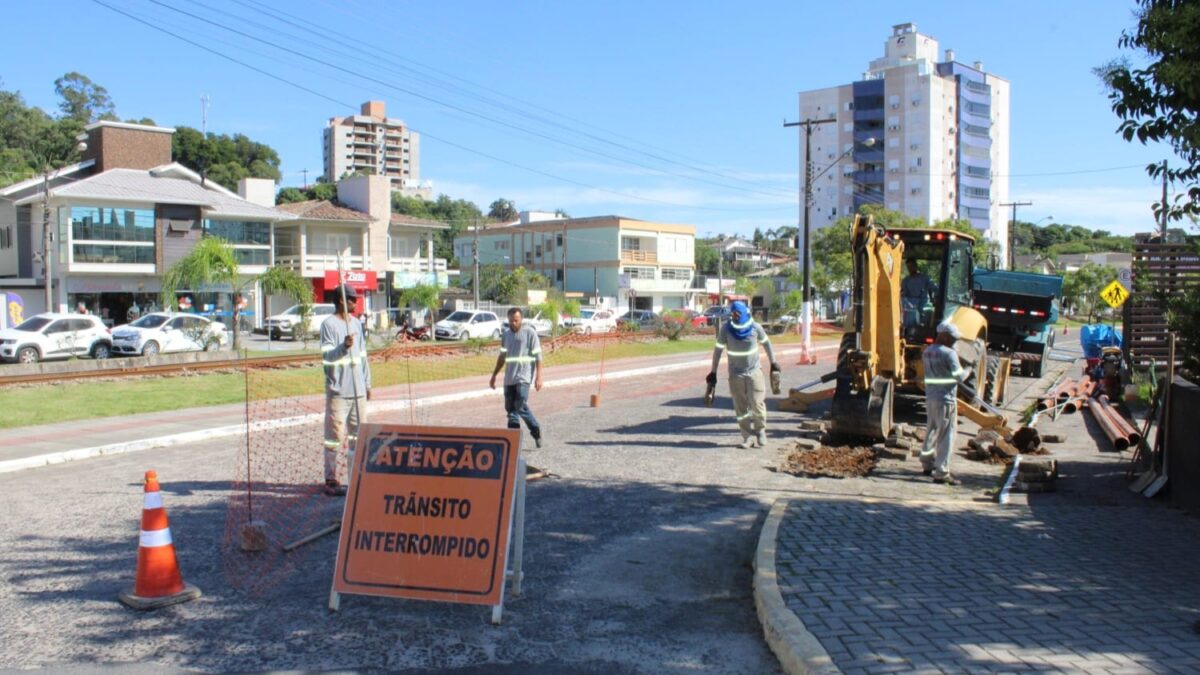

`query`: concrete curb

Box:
[754,498,839,675]
[0,343,836,474]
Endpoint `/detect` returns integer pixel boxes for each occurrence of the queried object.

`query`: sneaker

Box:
[933,475,962,486]
[738,436,754,449]
[323,480,347,497]
[756,431,768,447]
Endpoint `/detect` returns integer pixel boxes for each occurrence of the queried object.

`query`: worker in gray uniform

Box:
[919,321,969,486]
[490,307,544,448]
[320,285,371,496]
[707,300,780,448]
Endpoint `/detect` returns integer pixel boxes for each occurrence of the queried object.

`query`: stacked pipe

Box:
[1062,379,1096,414]
[1087,392,1142,451]
[1037,378,1078,412]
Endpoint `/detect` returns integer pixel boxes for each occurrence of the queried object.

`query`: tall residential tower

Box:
[322,101,430,197]
[798,23,1010,262]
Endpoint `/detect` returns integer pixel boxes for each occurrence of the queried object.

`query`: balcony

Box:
[620,250,658,263]
[390,257,448,273]
[276,253,366,276]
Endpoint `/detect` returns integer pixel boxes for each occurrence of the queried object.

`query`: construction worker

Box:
[919,321,968,485]
[901,258,937,327]
[320,285,371,496]
[707,300,780,448]
[490,307,544,448]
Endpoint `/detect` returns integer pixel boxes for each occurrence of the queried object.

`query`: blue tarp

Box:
[1080,324,1122,358]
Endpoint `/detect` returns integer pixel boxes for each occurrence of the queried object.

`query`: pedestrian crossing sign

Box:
[1100,280,1129,308]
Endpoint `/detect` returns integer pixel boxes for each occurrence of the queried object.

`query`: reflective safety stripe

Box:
[736,411,755,420]
[323,354,368,367]
[505,356,538,363]
[323,440,340,449]
[730,319,753,330]
[714,342,727,350]
[726,347,758,356]
[759,336,771,344]
[321,344,337,353]
[925,377,959,385]
[140,528,172,548]
[950,368,964,377]
[142,492,163,510]
[530,348,542,355]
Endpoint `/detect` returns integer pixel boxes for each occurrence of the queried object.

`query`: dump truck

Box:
[972,269,1063,377]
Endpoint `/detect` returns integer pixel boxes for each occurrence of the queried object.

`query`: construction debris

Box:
[779,444,876,479]
[873,442,908,461]
[800,420,827,432]
[1041,433,1065,443]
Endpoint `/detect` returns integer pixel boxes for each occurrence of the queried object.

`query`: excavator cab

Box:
[895,232,974,344]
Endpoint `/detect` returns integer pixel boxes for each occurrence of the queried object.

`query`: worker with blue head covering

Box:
[919,320,969,486]
[707,301,780,448]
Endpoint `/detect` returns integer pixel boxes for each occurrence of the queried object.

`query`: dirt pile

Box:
[780,444,876,478]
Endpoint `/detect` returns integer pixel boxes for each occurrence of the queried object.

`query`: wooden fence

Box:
[1123,231,1200,367]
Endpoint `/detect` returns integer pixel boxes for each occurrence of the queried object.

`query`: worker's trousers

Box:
[728,369,767,437]
[919,397,956,479]
[324,394,367,482]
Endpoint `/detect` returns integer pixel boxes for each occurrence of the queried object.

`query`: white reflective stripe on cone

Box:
[143,491,164,510]
[140,528,173,548]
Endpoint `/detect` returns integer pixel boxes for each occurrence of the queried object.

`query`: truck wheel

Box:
[982,355,1000,404]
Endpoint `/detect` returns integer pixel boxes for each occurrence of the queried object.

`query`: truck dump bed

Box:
[973,270,1063,329]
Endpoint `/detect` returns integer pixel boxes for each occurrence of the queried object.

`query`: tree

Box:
[1061,262,1116,323]
[398,283,441,327]
[54,72,116,123]
[172,126,282,192]
[488,198,518,221]
[491,267,550,304]
[257,264,314,339]
[694,242,721,275]
[161,238,311,352]
[1097,0,1200,220]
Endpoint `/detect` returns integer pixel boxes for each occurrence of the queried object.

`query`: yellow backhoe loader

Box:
[787,214,1030,445]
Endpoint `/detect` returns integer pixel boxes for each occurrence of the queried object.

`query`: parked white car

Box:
[111,312,228,356]
[263,303,336,340]
[434,310,503,341]
[526,311,554,336]
[0,313,112,364]
[565,308,618,334]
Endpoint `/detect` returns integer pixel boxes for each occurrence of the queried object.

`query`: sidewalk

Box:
[0,340,837,473]
[755,355,1200,674]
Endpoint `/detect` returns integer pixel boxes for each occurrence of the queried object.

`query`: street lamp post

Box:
[784,115,874,364]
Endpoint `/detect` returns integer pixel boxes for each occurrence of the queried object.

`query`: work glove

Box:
[706,371,718,387]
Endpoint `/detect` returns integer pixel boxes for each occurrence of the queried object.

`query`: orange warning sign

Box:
[331,424,521,605]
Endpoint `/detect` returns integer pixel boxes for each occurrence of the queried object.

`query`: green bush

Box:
[657,310,692,341]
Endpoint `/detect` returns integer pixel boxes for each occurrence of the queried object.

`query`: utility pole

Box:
[302,168,309,189]
[784,116,836,365]
[42,171,53,313]
[200,94,210,186]
[1160,159,1169,238]
[717,252,724,306]
[472,222,480,308]
[999,200,1032,269]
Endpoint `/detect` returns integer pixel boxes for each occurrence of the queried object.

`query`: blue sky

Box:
[0,0,1171,237]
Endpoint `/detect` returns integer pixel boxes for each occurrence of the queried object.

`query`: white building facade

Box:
[798,23,1011,263]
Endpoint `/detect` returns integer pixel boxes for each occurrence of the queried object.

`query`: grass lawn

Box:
[1,332,818,430]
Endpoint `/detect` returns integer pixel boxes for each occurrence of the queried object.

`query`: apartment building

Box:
[273,175,448,315]
[454,216,698,312]
[797,23,1011,263]
[322,101,430,198]
[0,121,296,328]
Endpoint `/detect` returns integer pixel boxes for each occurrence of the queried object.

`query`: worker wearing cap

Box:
[707,300,780,448]
[320,284,371,496]
[920,321,968,485]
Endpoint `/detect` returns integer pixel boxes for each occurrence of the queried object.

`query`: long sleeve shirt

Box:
[321,314,371,398]
[921,343,966,404]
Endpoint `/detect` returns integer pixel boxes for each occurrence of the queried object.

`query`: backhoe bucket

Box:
[831,375,895,440]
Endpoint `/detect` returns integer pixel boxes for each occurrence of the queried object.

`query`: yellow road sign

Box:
[1100,280,1129,308]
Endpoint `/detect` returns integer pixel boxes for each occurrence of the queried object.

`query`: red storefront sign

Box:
[323,270,377,293]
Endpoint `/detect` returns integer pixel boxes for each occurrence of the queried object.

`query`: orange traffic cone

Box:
[118,470,201,610]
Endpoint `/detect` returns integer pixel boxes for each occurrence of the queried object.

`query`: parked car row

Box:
[0,311,229,363]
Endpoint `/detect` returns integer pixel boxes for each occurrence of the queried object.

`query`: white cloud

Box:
[1018,184,1161,235]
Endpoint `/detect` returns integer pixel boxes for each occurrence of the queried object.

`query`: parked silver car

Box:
[0,313,112,363]
[111,312,228,356]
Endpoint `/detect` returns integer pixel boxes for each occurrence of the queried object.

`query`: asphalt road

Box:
[1,342,861,673]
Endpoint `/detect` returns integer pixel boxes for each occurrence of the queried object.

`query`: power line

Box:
[139,0,796,202]
[92,0,790,214]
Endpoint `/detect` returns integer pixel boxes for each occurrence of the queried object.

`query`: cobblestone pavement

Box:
[770,352,1200,674]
